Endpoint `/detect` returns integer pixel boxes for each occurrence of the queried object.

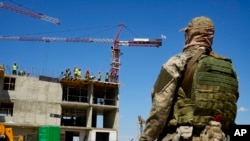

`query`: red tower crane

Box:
[0,24,162,82]
[0,1,61,25]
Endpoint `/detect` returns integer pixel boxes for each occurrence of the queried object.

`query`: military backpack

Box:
[171,50,239,130]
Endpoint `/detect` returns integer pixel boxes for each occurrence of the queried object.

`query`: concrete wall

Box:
[0,75,119,141]
[0,75,62,126]
[11,76,62,103]
[12,101,61,125]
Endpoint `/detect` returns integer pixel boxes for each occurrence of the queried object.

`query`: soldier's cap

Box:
[179,16,214,32]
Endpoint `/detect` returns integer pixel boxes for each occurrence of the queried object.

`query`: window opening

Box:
[65,131,80,141]
[61,107,87,127]
[97,115,103,128]
[62,85,88,103]
[3,77,16,90]
[96,132,109,141]
[0,102,14,117]
[93,85,117,106]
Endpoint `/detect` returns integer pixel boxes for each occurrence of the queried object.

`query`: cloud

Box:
[238,107,248,112]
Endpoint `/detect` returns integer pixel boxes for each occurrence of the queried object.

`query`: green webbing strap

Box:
[181,49,206,98]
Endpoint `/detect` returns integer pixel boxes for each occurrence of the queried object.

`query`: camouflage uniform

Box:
[139,49,198,141]
[139,16,235,141]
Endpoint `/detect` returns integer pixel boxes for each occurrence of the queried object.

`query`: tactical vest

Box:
[170,52,238,130]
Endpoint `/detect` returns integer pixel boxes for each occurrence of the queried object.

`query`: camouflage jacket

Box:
[139,49,199,141]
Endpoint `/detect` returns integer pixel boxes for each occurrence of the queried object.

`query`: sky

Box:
[1,0,250,140]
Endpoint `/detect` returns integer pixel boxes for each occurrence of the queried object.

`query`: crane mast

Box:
[138,115,146,139]
[110,24,124,82]
[0,1,60,25]
[0,25,162,83]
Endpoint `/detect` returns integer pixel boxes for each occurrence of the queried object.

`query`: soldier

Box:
[139,16,239,141]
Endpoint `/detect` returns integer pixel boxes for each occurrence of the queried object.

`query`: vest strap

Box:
[181,49,206,98]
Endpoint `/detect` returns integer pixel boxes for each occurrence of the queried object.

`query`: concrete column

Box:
[88,83,93,104]
[86,84,93,128]
[86,107,92,128]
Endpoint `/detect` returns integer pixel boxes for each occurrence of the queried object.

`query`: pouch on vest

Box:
[200,121,226,141]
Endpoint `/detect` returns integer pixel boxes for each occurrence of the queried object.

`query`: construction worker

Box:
[18,70,25,76]
[90,74,95,80]
[74,67,79,78]
[12,62,18,75]
[139,16,239,141]
[105,72,109,82]
[60,71,65,79]
[85,70,90,80]
[77,69,82,79]
[0,64,4,78]
[65,68,71,78]
[97,71,101,81]
[113,71,119,83]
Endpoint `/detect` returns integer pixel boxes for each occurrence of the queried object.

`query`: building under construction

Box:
[0,2,163,141]
[0,33,162,141]
[0,72,120,141]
